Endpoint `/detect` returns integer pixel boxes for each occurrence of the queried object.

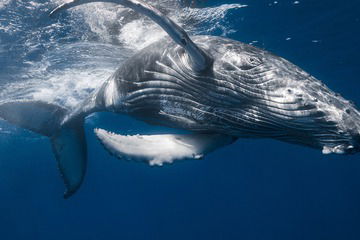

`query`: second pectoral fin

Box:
[94,129,236,166]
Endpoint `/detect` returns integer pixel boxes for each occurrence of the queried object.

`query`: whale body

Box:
[1,0,359,198]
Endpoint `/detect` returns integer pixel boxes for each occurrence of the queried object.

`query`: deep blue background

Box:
[1,0,360,239]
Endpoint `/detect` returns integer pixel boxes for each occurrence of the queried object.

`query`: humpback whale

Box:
[1,0,360,198]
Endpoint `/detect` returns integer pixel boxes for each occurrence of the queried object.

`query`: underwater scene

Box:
[0,0,360,239]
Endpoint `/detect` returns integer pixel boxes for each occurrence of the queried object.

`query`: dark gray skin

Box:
[75,35,360,155]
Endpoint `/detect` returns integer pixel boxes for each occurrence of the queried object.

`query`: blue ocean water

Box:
[0,0,360,239]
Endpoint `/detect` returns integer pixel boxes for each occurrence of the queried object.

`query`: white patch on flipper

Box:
[322,145,351,155]
[94,128,235,166]
[322,146,332,154]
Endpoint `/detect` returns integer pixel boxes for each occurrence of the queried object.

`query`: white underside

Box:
[94,128,234,166]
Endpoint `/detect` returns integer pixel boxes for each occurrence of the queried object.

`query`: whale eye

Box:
[249,57,256,62]
[247,56,262,66]
[222,52,262,71]
[238,55,262,70]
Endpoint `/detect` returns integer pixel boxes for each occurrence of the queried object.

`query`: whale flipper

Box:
[0,100,86,198]
[94,128,236,166]
[50,0,212,72]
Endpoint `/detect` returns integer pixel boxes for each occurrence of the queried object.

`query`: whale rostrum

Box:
[1,0,360,198]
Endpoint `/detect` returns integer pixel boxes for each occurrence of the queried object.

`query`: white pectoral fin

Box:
[94,129,236,166]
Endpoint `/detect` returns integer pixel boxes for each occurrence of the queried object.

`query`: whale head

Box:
[199,37,360,154]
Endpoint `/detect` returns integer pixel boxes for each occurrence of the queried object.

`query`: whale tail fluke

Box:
[0,100,86,198]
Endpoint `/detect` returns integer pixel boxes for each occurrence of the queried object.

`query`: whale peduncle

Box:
[49,0,213,72]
